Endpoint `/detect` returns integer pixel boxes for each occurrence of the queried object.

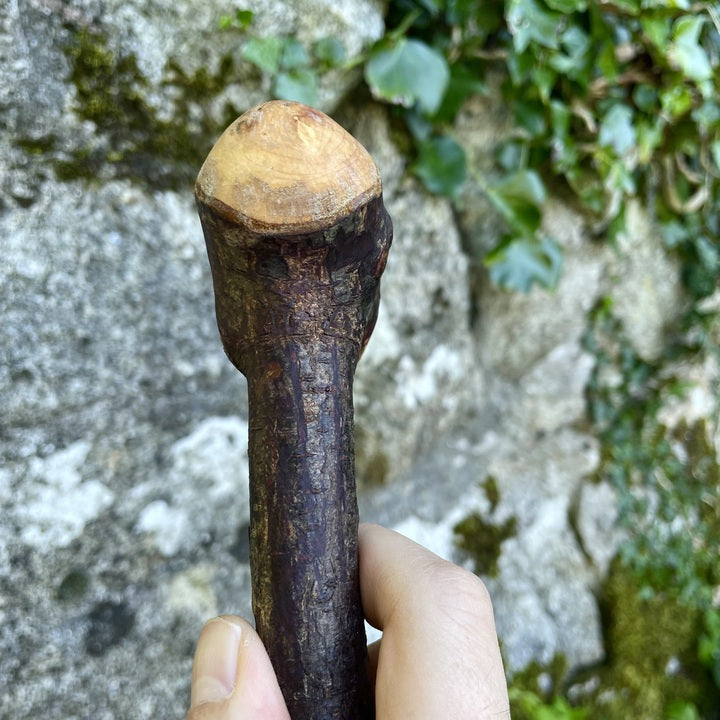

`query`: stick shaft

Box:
[197,195,391,719]
[248,338,370,717]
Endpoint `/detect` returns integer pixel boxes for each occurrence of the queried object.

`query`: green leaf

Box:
[404,108,434,142]
[485,235,564,292]
[632,84,658,114]
[596,40,619,82]
[312,37,346,68]
[661,220,689,249]
[514,99,547,138]
[506,0,561,53]
[669,16,713,83]
[531,65,558,103]
[641,15,671,50]
[506,47,534,86]
[365,39,450,115]
[242,36,283,74]
[693,100,720,131]
[446,0,498,26]
[273,69,317,106]
[496,141,524,171]
[218,9,254,30]
[545,0,586,11]
[280,38,311,71]
[486,169,546,235]
[412,135,467,198]
[636,120,663,164]
[666,701,702,720]
[607,0,640,13]
[699,609,720,685]
[433,61,486,123]
[599,104,636,156]
[660,84,694,118]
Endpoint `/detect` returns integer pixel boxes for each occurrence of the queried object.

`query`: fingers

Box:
[359,523,510,720]
[186,615,290,720]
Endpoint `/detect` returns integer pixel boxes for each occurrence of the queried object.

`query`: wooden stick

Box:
[195,100,392,719]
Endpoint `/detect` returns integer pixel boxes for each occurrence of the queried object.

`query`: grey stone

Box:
[474,198,608,380]
[517,341,596,435]
[576,481,625,578]
[12,440,114,551]
[607,199,684,362]
[354,182,484,484]
[2,179,240,464]
[484,429,604,671]
[454,76,515,259]
[4,0,715,713]
[340,104,483,484]
[131,415,250,558]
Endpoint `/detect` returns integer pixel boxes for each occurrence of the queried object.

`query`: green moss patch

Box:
[14,25,239,190]
[581,561,715,719]
[453,504,517,577]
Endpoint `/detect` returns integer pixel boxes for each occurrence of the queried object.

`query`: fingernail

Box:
[190,616,243,708]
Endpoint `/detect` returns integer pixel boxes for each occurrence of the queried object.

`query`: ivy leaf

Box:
[485,235,564,292]
[632,84,658,113]
[669,16,713,83]
[506,0,560,53]
[486,170,546,235]
[312,37,346,68]
[599,104,636,157]
[280,38,311,71]
[218,9,254,30]
[550,24,591,82]
[596,40,619,82]
[412,135,467,198]
[365,39,450,115]
[607,0,640,13]
[514,99,547,138]
[636,120,663,164]
[660,84,694,119]
[693,101,720,131]
[433,61,486,123]
[642,16,671,50]
[242,36,283,74]
[274,70,317,106]
[545,0,585,11]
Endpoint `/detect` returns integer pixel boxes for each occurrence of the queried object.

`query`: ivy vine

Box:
[221,1,719,295]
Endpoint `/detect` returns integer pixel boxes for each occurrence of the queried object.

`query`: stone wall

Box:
[1,1,716,717]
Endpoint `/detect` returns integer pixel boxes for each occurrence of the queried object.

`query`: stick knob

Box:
[195,100,392,719]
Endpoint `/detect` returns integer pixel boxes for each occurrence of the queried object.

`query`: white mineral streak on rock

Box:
[15,441,114,550]
[167,565,218,620]
[134,416,250,556]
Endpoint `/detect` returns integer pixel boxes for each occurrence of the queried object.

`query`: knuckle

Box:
[424,559,494,624]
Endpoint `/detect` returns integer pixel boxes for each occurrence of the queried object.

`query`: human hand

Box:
[186,523,510,719]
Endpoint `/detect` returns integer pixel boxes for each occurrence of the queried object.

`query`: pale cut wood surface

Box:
[195,100,382,234]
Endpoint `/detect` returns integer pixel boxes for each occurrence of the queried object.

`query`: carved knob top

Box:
[195,101,382,235]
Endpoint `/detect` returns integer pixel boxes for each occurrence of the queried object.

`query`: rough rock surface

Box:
[1,1,709,718]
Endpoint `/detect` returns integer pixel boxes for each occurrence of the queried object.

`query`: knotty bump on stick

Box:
[195,100,392,719]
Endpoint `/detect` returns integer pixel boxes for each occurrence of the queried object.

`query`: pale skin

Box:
[186,524,511,720]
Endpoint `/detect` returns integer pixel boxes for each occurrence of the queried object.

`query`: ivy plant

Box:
[219,9,347,107]
[222,1,719,294]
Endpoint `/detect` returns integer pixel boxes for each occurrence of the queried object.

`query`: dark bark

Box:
[197,194,392,719]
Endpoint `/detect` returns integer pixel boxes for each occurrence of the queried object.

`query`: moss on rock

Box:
[17,25,239,190]
[453,508,516,577]
[581,561,717,720]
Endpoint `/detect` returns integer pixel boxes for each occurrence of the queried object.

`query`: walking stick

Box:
[195,100,392,719]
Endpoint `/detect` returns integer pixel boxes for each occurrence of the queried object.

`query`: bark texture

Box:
[197,191,392,719]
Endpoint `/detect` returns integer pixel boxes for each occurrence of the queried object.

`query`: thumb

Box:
[186,615,290,720]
